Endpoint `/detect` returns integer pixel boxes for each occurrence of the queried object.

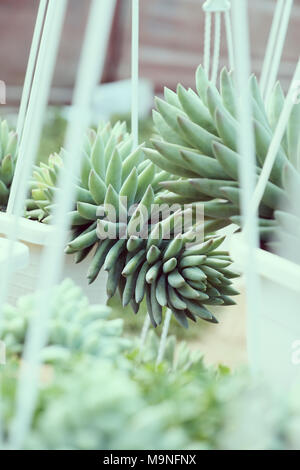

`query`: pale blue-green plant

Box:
[0,280,298,450]
[0,278,130,361]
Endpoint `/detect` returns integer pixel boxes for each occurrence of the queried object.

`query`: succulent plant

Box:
[25,356,192,450]
[26,121,145,222]
[0,278,130,360]
[0,119,18,209]
[144,65,300,242]
[23,332,229,450]
[2,336,297,450]
[25,151,63,222]
[2,284,296,451]
[1,281,232,451]
[65,174,239,328]
[26,120,238,327]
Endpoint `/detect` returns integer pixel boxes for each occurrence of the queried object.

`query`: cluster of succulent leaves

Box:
[0,119,18,209]
[146,65,300,243]
[26,121,238,328]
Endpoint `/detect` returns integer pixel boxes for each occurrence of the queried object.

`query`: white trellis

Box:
[0,0,68,446]
[8,0,119,450]
[0,0,299,449]
[0,1,68,317]
[15,0,48,142]
[203,0,234,83]
[260,0,294,102]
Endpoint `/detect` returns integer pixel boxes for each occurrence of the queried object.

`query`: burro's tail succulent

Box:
[0,119,17,209]
[144,65,299,242]
[26,120,239,327]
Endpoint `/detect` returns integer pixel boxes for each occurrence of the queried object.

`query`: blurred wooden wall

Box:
[0,0,299,106]
[113,0,300,93]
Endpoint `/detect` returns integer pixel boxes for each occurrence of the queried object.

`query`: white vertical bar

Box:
[265,0,293,103]
[9,0,116,450]
[260,0,284,97]
[204,12,212,76]
[7,0,67,216]
[131,0,139,149]
[211,11,221,85]
[224,10,234,70]
[0,0,67,450]
[232,0,261,376]
[139,314,151,356]
[0,0,67,313]
[16,0,48,141]
[156,308,172,366]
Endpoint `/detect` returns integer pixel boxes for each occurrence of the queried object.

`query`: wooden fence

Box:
[0,0,299,105]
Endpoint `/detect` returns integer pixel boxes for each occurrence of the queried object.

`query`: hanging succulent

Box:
[0,119,18,209]
[144,65,299,242]
[26,121,144,221]
[26,120,238,327]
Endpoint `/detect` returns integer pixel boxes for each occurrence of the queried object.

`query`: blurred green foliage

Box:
[0,279,298,450]
[0,279,227,450]
[37,109,67,164]
[37,109,155,165]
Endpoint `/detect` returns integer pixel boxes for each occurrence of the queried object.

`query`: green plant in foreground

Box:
[1,281,297,450]
[145,65,300,242]
[26,120,239,328]
[4,346,287,450]
[0,119,17,209]
[25,356,196,450]
[0,278,130,361]
[0,280,228,450]
[137,329,204,371]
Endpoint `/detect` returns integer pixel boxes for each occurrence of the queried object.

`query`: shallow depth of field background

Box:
[0,0,299,369]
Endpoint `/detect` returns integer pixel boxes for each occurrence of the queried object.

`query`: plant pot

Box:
[230,233,300,389]
[0,213,108,306]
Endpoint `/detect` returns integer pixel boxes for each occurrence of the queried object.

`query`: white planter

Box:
[0,237,29,272]
[230,233,300,389]
[0,214,108,306]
